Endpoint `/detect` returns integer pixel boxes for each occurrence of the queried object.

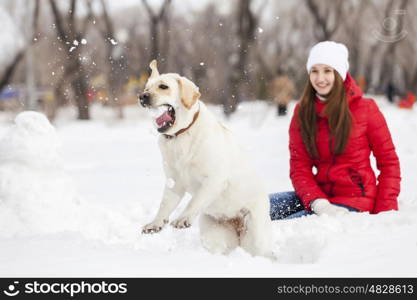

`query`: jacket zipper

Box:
[348,168,366,197]
[358,184,365,196]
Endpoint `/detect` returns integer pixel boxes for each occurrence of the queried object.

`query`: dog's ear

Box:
[149,60,159,79]
[177,76,201,109]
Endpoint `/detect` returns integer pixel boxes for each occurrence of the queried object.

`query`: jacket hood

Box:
[344,73,363,103]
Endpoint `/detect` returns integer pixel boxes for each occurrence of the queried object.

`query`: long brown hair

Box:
[298,71,352,158]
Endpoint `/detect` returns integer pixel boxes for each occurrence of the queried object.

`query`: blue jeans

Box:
[269,191,358,220]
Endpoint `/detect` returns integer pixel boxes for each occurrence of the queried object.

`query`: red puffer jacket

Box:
[289,73,401,214]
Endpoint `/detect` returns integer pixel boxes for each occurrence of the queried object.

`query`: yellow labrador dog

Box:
[140,60,272,257]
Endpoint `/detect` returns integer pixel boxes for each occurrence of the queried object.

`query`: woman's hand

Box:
[311,198,349,216]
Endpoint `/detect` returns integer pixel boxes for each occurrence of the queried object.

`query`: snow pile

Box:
[272,206,417,267]
[0,111,61,166]
[0,112,80,237]
[0,5,24,71]
[0,111,143,243]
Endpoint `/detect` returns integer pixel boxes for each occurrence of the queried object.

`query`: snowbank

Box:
[0,112,80,237]
[0,101,416,277]
[0,112,139,244]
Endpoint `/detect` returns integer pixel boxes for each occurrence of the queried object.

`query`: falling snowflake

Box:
[166,178,175,189]
[258,27,263,33]
[200,62,205,66]
[81,39,87,45]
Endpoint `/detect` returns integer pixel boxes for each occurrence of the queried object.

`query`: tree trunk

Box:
[49,0,92,120]
[0,52,24,91]
[225,0,256,117]
[142,0,171,69]
[71,68,90,120]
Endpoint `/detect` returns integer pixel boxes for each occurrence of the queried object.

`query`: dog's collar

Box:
[163,109,200,139]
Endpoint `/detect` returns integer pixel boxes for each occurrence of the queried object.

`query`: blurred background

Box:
[0,0,416,121]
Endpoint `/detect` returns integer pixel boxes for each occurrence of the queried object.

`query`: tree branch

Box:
[80,0,94,34]
[0,52,24,90]
[158,0,172,19]
[69,0,77,26]
[100,0,115,38]
[142,0,156,18]
[49,0,68,44]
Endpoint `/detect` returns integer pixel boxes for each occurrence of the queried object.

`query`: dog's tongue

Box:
[156,111,172,127]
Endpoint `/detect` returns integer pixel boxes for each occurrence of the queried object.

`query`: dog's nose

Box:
[139,92,151,107]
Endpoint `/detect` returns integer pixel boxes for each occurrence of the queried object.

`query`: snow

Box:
[166,178,176,189]
[108,38,118,45]
[0,98,416,277]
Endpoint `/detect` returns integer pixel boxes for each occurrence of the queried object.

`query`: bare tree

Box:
[96,0,127,119]
[24,0,41,110]
[305,0,345,41]
[142,0,171,69]
[342,0,370,78]
[49,0,93,120]
[376,0,409,91]
[401,38,417,94]
[225,0,259,116]
[0,53,24,92]
[0,0,40,92]
[3,0,415,116]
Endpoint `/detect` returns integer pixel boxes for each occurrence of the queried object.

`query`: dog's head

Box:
[139,60,201,134]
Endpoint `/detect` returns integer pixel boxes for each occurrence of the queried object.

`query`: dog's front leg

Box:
[171,180,223,229]
[142,182,184,234]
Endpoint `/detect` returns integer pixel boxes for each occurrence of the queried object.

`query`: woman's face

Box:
[309,64,335,96]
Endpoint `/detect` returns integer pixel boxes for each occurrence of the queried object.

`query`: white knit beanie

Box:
[306,41,349,81]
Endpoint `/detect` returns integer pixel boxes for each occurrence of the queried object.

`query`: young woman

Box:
[270,41,401,219]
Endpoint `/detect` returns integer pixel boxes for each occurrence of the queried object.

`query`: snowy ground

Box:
[0,97,416,277]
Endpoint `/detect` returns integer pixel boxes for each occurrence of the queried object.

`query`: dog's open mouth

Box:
[154,104,176,132]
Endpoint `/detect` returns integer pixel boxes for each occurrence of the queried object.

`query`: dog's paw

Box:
[171,216,192,229]
[141,219,168,234]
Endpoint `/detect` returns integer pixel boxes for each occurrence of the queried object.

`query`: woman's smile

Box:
[310,64,335,96]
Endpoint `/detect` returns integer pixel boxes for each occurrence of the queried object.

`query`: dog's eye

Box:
[159,84,169,90]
